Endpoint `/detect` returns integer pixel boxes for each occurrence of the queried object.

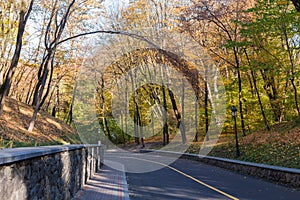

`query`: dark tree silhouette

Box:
[292,0,300,11]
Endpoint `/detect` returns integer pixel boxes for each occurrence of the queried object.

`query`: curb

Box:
[140,149,300,189]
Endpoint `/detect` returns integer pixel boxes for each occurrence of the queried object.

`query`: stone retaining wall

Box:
[0,145,103,200]
[141,149,300,189]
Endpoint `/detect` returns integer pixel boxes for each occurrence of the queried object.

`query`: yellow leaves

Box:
[128,6,135,12]
[277,0,289,6]
[172,19,181,25]
[121,0,178,31]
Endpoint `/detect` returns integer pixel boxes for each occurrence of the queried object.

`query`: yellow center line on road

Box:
[121,156,239,200]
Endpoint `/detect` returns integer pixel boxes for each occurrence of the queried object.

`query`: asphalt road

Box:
[105,150,300,200]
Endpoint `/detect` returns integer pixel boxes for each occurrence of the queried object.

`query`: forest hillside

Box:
[1,0,300,169]
[0,98,80,148]
[185,122,300,169]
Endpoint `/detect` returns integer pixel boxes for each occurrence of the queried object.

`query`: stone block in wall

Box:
[0,145,103,200]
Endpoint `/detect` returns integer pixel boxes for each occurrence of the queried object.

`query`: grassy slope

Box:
[122,119,300,169]
[187,122,300,169]
[0,98,81,148]
[123,120,300,169]
[120,123,300,168]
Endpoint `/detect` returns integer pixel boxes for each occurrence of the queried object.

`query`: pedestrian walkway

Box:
[73,160,129,200]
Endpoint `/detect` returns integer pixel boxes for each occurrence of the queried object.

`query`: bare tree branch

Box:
[56,30,158,48]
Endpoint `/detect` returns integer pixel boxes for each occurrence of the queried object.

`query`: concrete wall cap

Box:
[0,144,101,165]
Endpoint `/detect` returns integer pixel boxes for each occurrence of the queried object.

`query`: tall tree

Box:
[28,0,76,132]
[0,0,34,115]
[240,0,300,122]
[180,0,254,135]
[0,1,18,84]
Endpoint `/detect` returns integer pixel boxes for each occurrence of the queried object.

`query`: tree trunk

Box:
[125,80,128,138]
[204,80,209,141]
[104,117,112,142]
[137,108,145,148]
[28,61,49,132]
[194,96,199,142]
[162,85,169,145]
[237,68,246,136]
[244,49,270,130]
[10,64,27,98]
[260,69,282,122]
[181,78,186,142]
[120,113,126,146]
[130,72,140,145]
[251,70,270,130]
[151,110,155,136]
[40,57,55,108]
[66,103,73,125]
[100,75,112,143]
[52,106,56,117]
[134,102,140,145]
[291,79,300,115]
[168,88,186,144]
[282,26,300,116]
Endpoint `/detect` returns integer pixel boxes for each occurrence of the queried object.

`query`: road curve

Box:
[105,150,300,200]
